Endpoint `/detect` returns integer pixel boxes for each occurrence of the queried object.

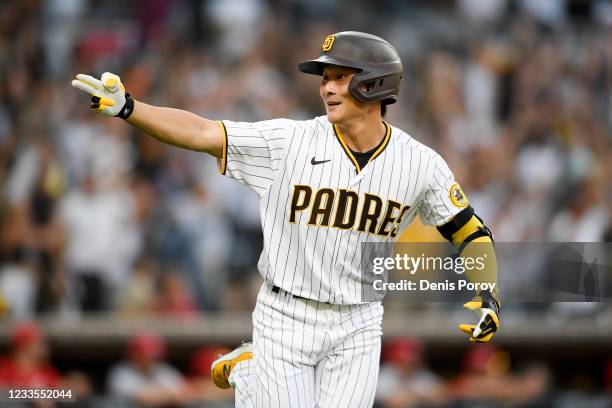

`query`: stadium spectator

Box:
[375,338,446,407]
[0,322,62,388]
[0,248,36,320]
[59,173,141,313]
[0,322,93,407]
[448,344,553,406]
[449,344,514,404]
[115,257,158,317]
[107,333,186,407]
[153,270,198,319]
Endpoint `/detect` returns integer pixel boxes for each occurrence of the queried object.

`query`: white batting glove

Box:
[71,72,134,119]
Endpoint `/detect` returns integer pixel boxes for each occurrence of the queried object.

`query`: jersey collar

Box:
[333,120,391,174]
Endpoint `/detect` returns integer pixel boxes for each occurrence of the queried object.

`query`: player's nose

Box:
[323,80,338,95]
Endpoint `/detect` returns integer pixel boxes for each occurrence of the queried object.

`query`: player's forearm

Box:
[461,236,498,291]
[127,100,223,158]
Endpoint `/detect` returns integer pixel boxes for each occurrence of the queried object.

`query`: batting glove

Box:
[71,72,134,119]
[459,290,500,342]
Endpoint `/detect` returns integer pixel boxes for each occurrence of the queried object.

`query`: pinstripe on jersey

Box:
[218,116,464,304]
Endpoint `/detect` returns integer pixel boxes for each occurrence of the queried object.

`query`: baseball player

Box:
[72,31,500,408]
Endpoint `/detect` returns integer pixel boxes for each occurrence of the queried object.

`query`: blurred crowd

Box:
[0,0,611,404]
[375,337,612,408]
[2,321,612,408]
[0,321,234,408]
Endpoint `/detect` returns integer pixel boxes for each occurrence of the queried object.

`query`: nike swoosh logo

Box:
[311,157,331,165]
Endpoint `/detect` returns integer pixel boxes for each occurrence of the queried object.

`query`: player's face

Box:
[320,65,372,124]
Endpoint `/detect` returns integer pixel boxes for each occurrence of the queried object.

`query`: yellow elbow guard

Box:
[437,205,494,252]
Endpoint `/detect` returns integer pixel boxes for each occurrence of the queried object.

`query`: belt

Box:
[271,285,320,303]
[271,285,308,301]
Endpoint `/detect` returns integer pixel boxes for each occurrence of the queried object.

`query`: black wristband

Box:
[116,93,134,119]
[479,289,501,315]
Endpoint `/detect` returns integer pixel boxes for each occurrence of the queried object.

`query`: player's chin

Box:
[325,108,343,124]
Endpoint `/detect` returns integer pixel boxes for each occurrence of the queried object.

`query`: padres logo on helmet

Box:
[322,35,335,52]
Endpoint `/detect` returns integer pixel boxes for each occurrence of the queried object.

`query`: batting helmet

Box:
[299,31,403,105]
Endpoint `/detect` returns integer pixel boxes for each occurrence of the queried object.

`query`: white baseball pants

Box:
[230,283,383,408]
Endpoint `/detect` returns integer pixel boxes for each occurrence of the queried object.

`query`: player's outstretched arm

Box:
[71,72,223,158]
[127,100,223,157]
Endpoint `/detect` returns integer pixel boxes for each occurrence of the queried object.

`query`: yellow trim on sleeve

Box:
[217,120,228,175]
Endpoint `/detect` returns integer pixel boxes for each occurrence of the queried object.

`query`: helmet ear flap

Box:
[348,71,402,104]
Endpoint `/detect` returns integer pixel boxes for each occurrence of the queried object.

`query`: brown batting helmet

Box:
[299,31,403,105]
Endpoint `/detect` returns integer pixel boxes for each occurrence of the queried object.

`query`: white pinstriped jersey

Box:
[218,116,465,304]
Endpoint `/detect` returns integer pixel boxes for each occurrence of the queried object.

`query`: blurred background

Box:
[0,0,611,407]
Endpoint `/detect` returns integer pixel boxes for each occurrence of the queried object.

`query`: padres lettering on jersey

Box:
[288,186,410,238]
[218,116,464,304]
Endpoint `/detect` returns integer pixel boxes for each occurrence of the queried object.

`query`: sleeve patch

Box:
[449,182,469,208]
